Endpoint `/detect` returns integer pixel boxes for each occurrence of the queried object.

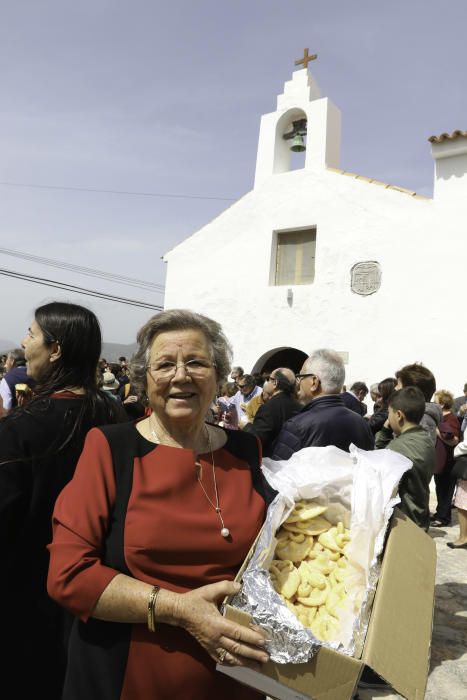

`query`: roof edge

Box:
[428,130,467,144]
[326,167,429,200]
[163,190,250,259]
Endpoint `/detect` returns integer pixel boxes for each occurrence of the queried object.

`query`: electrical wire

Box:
[0,247,165,292]
[0,267,163,311]
[0,180,237,201]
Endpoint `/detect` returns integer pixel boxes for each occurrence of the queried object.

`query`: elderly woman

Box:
[47,309,274,700]
[0,301,126,699]
[430,389,460,528]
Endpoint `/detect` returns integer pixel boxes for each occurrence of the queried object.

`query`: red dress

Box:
[48,424,269,700]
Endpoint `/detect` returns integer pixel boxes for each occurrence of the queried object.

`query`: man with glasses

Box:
[244,368,300,456]
[271,349,374,461]
[231,374,262,428]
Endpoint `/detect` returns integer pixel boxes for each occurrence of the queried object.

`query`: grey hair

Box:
[305,349,345,393]
[231,366,244,376]
[7,348,26,366]
[130,309,233,398]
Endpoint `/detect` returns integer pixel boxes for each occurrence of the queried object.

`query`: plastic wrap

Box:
[227,443,411,664]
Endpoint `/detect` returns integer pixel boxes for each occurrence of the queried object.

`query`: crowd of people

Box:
[211,356,466,539]
[0,301,466,699]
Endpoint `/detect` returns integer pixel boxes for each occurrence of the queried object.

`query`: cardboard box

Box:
[218,508,436,700]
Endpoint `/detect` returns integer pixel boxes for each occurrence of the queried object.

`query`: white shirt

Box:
[0,378,13,410]
[229,386,262,426]
[454,437,467,457]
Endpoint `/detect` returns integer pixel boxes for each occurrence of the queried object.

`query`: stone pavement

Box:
[357,486,467,700]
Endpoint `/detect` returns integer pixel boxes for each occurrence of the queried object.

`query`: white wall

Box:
[163,72,467,396]
[164,165,466,394]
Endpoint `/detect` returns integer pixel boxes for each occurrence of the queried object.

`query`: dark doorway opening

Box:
[251,347,307,376]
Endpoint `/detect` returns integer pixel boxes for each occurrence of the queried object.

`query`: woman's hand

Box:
[165,581,269,668]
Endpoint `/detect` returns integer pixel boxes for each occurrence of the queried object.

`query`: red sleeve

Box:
[47,427,120,621]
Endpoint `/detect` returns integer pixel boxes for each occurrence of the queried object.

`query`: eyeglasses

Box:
[296,373,317,384]
[147,359,216,380]
[237,383,252,390]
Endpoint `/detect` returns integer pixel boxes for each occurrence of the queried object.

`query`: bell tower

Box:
[254,50,341,188]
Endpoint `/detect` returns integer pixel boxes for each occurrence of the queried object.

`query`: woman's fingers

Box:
[216,648,264,670]
[177,580,269,666]
[201,579,242,603]
[218,634,269,664]
[216,619,269,664]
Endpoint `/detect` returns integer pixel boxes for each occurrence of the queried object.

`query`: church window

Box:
[273,228,316,285]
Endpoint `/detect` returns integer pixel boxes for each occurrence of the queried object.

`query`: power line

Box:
[0,267,163,311]
[0,180,237,202]
[0,247,165,292]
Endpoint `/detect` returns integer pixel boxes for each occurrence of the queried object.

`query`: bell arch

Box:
[273,108,307,175]
[251,346,308,376]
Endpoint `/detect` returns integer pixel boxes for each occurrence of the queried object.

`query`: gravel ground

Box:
[357,485,467,700]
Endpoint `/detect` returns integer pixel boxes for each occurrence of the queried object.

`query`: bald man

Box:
[244,368,300,457]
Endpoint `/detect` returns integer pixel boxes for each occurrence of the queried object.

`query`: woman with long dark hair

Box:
[0,301,126,699]
[367,377,397,434]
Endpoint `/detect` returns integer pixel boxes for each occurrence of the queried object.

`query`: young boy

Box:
[394,362,442,444]
[375,386,436,530]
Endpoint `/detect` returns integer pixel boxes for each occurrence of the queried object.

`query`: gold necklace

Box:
[149,419,230,538]
[149,416,181,447]
[196,427,230,539]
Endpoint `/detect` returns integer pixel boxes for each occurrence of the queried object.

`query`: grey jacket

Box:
[421,402,442,445]
[375,425,436,529]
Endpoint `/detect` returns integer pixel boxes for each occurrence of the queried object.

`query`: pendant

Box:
[221,527,230,538]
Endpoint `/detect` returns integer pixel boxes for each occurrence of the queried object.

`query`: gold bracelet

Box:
[147,585,160,633]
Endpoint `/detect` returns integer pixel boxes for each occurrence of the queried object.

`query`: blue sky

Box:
[1,0,466,343]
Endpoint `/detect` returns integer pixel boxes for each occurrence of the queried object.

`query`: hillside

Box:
[0,339,138,362]
[101,341,139,362]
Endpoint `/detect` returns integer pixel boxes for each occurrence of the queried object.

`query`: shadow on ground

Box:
[429,582,467,670]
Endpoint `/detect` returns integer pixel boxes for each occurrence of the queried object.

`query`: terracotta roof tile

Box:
[428,130,467,143]
[326,167,428,199]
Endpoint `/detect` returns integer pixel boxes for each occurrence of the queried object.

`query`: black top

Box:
[0,393,126,700]
[244,392,301,457]
[340,391,367,416]
[368,404,389,435]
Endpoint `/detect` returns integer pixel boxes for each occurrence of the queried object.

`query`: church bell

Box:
[283,118,307,152]
[290,134,306,152]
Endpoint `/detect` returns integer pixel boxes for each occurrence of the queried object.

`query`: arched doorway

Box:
[251,347,307,376]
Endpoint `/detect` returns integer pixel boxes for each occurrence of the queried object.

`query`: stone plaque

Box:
[350,261,381,296]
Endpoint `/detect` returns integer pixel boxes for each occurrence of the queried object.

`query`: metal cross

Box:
[294,48,318,69]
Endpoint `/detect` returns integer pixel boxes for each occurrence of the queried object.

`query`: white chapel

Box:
[163,55,467,392]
